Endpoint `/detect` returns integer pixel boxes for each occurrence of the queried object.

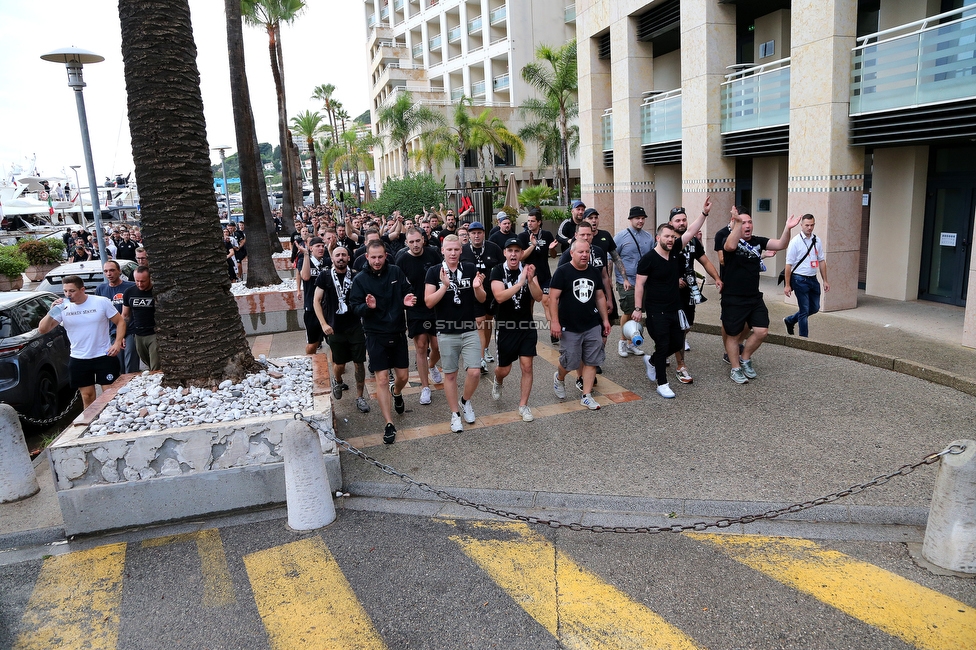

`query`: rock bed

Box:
[230,278,298,295]
[85,357,312,437]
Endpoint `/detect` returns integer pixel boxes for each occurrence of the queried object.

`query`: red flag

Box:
[47,194,54,215]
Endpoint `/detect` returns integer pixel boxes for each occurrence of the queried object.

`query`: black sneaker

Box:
[575,376,584,392]
[596,366,603,375]
[390,382,405,414]
[339,382,349,391]
[723,353,731,365]
[550,334,559,345]
[383,422,396,445]
[784,317,795,335]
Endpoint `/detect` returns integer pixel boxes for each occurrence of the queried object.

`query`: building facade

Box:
[364,0,578,193]
[577,0,976,347]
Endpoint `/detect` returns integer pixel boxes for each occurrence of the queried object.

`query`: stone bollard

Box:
[282,419,336,530]
[0,404,40,503]
[922,440,976,574]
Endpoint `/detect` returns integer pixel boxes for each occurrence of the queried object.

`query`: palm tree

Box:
[119,0,256,386]
[469,111,525,185]
[410,129,452,176]
[311,83,340,146]
[316,137,342,202]
[291,110,324,205]
[520,39,578,205]
[519,107,579,199]
[243,0,306,234]
[225,0,283,280]
[335,129,379,206]
[435,98,524,192]
[376,91,445,179]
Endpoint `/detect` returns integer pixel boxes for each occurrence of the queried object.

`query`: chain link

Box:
[19,390,81,427]
[297,414,966,535]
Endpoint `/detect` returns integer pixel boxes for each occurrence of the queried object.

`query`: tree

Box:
[519,108,579,198]
[376,91,444,179]
[410,129,452,176]
[311,83,340,146]
[521,39,578,205]
[435,98,523,192]
[225,0,283,270]
[335,129,378,206]
[469,111,525,184]
[291,110,324,205]
[243,0,306,234]
[119,0,256,386]
[316,137,342,202]
[370,173,446,217]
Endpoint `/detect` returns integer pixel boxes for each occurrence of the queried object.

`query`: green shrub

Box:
[500,206,520,219]
[18,238,66,265]
[370,173,447,218]
[542,207,570,223]
[517,184,557,208]
[0,246,29,277]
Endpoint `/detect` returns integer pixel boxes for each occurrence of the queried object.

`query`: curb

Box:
[691,323,976,397]
[0,527,67,552]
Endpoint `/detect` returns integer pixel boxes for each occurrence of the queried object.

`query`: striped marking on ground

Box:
[142,529,235,607]
[14,543,127,650]
[690,533,976,650]
[243,537,386,649]
[449,521,702,649]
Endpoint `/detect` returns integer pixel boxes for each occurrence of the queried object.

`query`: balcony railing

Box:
[602,109,613,151]
[721,58,791,133]
[394,0,403,10]
[851,5,976,115]
[429,34,442,50]
[451,87,464,101]
[368,13,377,27]
[380,5,389,19]
[489,5,506,25]
[640,89,682,144]
[412,43,423,58]
[565,4,576,23]
[468,15,482,33]
[472,80,486,97]
[493,73,510,91]
[448,25,462,42]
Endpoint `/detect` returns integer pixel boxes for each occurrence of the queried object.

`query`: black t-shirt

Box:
[714,225,732,252]
[425,262,481,334]
[122,285,156,336]
[558,244,607,272]
[490,263,534,324]
[290,232,304,262]
[116,240,138,261]
[460,242,503,277]
[636,243,685,312]
[550,263,605,333]
[517,229,555,283]
[722,235,770,297]
[592,229,616,256]
[296,253,329,311]
[396,247,442,318]
[488,229,514,251]
[314,268,359,330]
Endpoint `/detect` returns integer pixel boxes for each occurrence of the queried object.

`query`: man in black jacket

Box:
[349,241,418,444]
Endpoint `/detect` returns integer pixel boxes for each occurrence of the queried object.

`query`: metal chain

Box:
[19,390,81,427]
[297,414,966,535]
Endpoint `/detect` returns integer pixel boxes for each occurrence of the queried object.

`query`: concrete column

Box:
[282,420,336,530]
[679,0,737,261]
[966,245,976,349]
[0,404,39,503]
[611,15,655,228]
[753,156,789,280]
[577,2,614,220]
[787,0,864,311]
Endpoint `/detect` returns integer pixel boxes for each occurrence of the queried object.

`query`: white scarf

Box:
[332,267,352,314]
[503,263,524,310]
[443,261,462,305]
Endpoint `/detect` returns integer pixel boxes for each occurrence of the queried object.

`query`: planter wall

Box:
[0,275,25,291]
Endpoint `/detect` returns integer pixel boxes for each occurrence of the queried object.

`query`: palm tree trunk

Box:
[120,0,256,387]
[267,24,296,235]
[308,138,321,206]
[225,0,281,285]
[559,112,570,206]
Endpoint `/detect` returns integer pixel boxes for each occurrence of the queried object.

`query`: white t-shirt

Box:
[52,295,117,359]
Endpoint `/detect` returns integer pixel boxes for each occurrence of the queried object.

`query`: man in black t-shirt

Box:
[122,266,158,370]
[721,209,800,384]
[488,213,514,250]
[489,238,544,422]
[396,228,444,405]
[518,207,557,341]
[461,221,503,373]
[425,235,486,433]
[549,240,610,410]
[115,230,138,262]
[297,236,330,355]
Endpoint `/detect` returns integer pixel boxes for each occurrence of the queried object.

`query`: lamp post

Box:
[69,165,83,226]
[41,47,108,265]
[212,145,232,206]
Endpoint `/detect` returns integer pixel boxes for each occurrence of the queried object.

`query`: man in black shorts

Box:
[349,241,418,444]
[721,209,800,384]
[490,237,544,422]
[314,246,370,414]
[298,236,330,355]
[518,207,557,341]
[461,221,503,373]
[396,227,444,405]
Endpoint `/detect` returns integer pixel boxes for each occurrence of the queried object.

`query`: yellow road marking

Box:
[691,534,976,650]
[450,521,702,649]
[142,529,235,607]
[14,543,126,650]
[243,537,386,649]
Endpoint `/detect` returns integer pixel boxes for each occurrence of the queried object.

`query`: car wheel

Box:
[31,370,60,421]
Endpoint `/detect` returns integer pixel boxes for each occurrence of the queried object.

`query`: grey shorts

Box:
[559,325,606,370]
[437,330,482,374]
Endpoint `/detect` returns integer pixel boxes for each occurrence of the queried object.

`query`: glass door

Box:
[920,185,974,305]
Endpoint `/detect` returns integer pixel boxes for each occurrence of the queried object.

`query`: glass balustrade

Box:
[493,74,510,91]
[490,5,506,25]
[602,110,613,151]
[721,61,791,132]
[640,91,682,144]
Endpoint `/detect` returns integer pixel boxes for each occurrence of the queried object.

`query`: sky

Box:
[0,0,368,184]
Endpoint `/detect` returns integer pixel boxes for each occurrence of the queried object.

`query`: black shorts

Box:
[365,332,410,373]
[326,326,366,365]
[721,294,770,337]
[407,315,436,338]
[69,355,121,389]
[539,278,551,295]
[496,328,537,367]
[474,300,497,318]
[304,310,324,345]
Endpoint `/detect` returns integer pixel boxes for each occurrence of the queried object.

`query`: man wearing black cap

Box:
[612,206,654,357]
[461,221,504,372]
[298,236,330,355]
[518,207,557,340]
[557,199,586,252]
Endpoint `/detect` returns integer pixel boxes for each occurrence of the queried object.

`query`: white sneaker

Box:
[580,393,601,410]
[628,342,645,356]
[462,398,476,424]
[617,340,629,357]
[518,405,534,422]
[491,378,502,400]
[656,382,676,399]
[643,354,656,382]
[684,339,691,351]
[450,411,463,432]
[419,386,432,405]
[483,350,494,363]
[429,366,443,384]
[553,371,566,399]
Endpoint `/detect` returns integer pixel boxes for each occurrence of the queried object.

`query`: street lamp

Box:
[212,145,232,205]
[41,47,108,265]
[69,165,83,225]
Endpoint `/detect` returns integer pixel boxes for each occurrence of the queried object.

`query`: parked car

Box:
[0,291,72,421]
[35,259,138,295]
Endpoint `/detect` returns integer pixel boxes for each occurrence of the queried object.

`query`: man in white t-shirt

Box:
[39,275,126,408]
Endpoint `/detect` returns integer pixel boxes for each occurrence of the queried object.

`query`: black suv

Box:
[0,292,72,422]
